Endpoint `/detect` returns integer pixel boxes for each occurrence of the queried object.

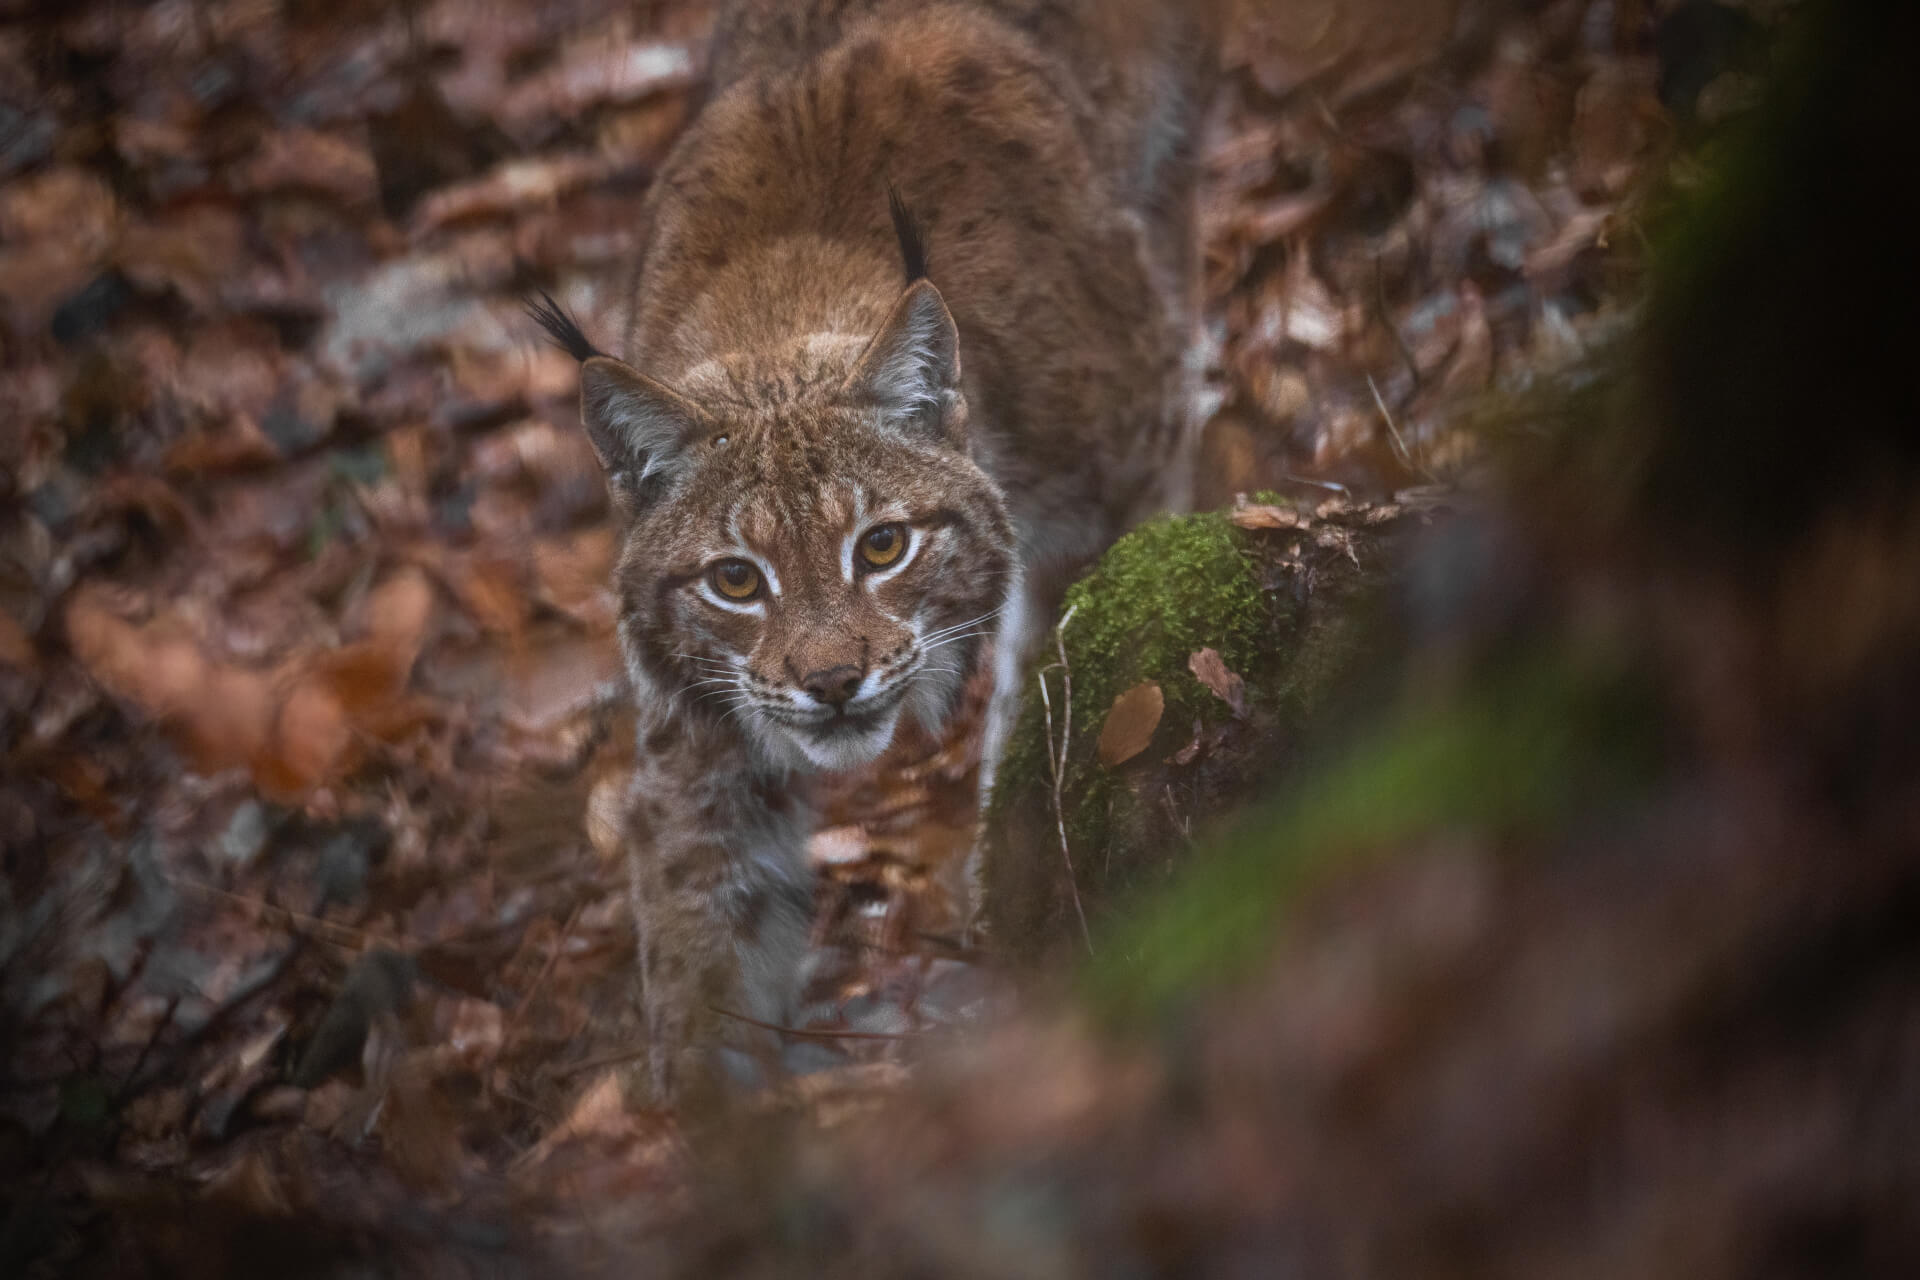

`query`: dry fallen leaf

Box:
[586,771,630,863]
[1188,648,1247,717]
[66,569,436,799]
[1097,681,1164,767]
[1230,501,1309,531]
[0,165,118,250]
[809,824,871,868]
[233,128,379,207]
[1171,718,1207,766]
[0,609,35,669]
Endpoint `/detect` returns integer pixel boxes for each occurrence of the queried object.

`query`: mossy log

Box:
[980,496,1432,964]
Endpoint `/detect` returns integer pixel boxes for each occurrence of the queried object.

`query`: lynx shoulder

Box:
[538,0,1218,1104]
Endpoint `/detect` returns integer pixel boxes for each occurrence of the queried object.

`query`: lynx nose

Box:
[800,664,863,709]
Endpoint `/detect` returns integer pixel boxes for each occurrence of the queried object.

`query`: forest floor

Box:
[0,0,1757,1273]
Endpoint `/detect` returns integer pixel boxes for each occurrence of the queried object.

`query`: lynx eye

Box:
[709,559,762,600]
[858,523,907,569]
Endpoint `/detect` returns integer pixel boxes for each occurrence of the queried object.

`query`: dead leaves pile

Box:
[64,568,435,799]
[0,0,1707,1271]
[1199,0,1697,503]
[0,0,722,1263]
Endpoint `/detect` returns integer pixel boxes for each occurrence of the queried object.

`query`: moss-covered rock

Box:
[980,497,1429,963]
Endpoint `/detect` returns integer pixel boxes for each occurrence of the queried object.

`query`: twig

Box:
[492,1081,557,1122]
[509,903,581,1032]
[1367,372,1436,483]
[168,875,404,953]
[707,1006,917,1042]
[1374,256,1423,390]
[1036,604,1093,955]
[1279,472,1350,495]
[1367,372,1411,467]
[551,1012,919,1081]
[120,944,305,1096]
[552,1044,650,1078]
[110,995,181,1110]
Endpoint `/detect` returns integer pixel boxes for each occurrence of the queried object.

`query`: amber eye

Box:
[859,523,907,569]
[709,559,762,601]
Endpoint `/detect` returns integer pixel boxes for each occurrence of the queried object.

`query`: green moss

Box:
[988,510,1268,870]
[1082,646,1661,1023]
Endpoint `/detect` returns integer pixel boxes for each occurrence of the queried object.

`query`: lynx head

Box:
[533,274,1015,774]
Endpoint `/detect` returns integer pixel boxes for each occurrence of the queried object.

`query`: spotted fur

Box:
[562,0,1218,1104]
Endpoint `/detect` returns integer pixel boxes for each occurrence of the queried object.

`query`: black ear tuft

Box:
[887,182,928,284]
[525,290,606,363]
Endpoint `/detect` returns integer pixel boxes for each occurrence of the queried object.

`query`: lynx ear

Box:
[579,357,709,514]
[844,280,963,439]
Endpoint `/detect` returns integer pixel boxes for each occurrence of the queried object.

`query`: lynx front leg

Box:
[624,806,742,1108]
[622,730,814,1107]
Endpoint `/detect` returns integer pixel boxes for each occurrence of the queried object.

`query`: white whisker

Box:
[922,629,995,654]
[920,607,1003,645]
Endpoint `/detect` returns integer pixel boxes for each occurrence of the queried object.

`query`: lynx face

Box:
[568,280,1017,774]
[625,421,1013,773]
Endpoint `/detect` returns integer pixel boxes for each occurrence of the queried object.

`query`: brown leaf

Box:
[808,824,872,868]
[1230,501,1309,531]
[1188,648,1247,717]
[362,567,436,662]
[1571,60,1663,200]
[1171,719,1206,766]
[264,677,352,796]
[0,609,34,670]
[115,207,247,312]
[379,1048,470,1190]
[533,528,618,624]
[1439,282,1494,397]
[0,244,98,335]
[544,1071,632,1147]
[492,40,696,146]
[233,129,379,207]
[432,996,505,1066]
[411,153,615,233]
[64,586,275,774]
[1097,681,1164,767]
[0,166,118,250]
[586,771,629,864]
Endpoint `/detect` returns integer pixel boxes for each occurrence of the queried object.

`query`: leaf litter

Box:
[0,0,1713,1270]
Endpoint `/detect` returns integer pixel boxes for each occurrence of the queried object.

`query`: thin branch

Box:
[1374,255,1423,390]
[1279,472,1351,495]
[168,875,402,953]
[547,1009,925,1081]
[1367,372,1436,483]
[1037,604,1093,955]
[552,1045,650,1079]
[707,1005,918,1042]
[109,995,181,1109]
[509,903,582,1032]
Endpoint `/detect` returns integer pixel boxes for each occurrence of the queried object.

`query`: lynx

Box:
[534,0,1217,1104]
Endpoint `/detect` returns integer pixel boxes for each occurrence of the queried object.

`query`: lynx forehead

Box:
[537,0,1217,1104]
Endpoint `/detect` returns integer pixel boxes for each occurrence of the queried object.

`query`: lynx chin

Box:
[533,0,1218,1106]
